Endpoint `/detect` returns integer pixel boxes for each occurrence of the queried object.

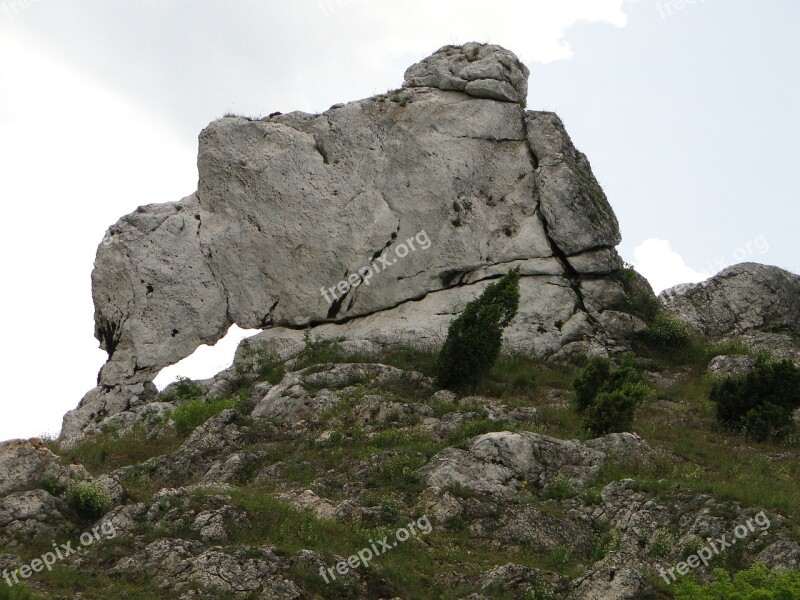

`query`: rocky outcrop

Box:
[0,440,90,500]
[661,263,800,338]
[403,42,529,104]
[707,354,755,377]
[64,43,643,441]
[419,431,651,496]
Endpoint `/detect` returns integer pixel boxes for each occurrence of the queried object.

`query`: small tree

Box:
[437,268,521,390]
[573,355,650,436]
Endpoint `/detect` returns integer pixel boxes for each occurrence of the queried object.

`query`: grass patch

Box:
[23,566,166,600]
[170,396,238,438]
[49,424,182,474]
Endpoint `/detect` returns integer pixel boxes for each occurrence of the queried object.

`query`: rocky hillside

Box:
[3,330,800,599]
[2,44,799,600]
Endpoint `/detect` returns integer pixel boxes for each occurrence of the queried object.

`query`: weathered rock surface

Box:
[0,490,67,547]
[707,354,755,377]
[110,538,301,598]
[419,431,651,496]
[64,42,642,441]
[0,440,92,507]
[661,263,800,339]
[403,42,530,104]
[0,440,67,497]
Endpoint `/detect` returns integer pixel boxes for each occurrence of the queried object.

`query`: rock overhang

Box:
[61,42,635,442]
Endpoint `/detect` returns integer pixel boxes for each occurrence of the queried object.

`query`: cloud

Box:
[1,0,631,134]
[632,238,708,294]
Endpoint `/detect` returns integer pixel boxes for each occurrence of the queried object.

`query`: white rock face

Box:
[62,43,642,441]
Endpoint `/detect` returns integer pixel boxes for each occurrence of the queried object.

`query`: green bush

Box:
[584,385,650,436]
[159,377,203,403]
[710,356,800,441]
[436,268,521,390]
[639,312,693,349]
[171,397,237,438]
[574,357,612,413]
[68,481,111,520]
[673,565,800,599]
[573,356,650,436]
[42,474,66,497]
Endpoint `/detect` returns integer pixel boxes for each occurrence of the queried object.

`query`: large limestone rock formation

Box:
[62,43,643,441]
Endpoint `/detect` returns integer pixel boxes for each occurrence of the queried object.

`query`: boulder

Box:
[708,354,755,377]
[0,490,67,546]
[661,263,800,338]
[419,431,648,496]
[0,440,63,497]
[0,440,88,497]
[403,43,529,104]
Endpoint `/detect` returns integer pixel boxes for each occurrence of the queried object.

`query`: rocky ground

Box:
[2,332,799,599]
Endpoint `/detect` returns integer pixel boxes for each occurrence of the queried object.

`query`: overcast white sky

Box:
[1,0,797,441]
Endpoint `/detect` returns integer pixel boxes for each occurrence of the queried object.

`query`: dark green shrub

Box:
[436,268,521,390]
[584,385,650,436]
[573,356,650,435]
[68,481,111,520]
[710,356,800,441]
[42,474,66,497]
[574,358,611,412]
[171,397,237,438]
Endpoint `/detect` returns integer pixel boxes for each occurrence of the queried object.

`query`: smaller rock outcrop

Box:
[420,431,652,496]
[661,263,800,338]
[403,42,530,104]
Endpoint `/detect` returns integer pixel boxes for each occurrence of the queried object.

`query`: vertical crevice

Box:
[522,113,591,319]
